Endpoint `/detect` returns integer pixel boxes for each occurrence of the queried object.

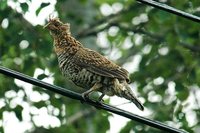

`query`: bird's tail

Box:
[119,84,144,111]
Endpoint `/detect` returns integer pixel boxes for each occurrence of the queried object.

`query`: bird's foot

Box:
[81,92,90,102]
[80,93,89,104]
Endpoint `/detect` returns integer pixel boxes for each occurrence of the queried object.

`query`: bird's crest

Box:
[44,16,71,36]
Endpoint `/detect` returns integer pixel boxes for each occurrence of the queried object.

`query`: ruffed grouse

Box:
[44,18,144,111]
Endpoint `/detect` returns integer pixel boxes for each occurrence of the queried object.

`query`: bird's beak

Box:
[43,23,50,29]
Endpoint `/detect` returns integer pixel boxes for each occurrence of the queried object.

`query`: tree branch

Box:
[117,24,200,53]
[76,2,144,39]
[75,1,200,53]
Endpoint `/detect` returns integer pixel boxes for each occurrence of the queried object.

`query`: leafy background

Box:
[0,0,200,133]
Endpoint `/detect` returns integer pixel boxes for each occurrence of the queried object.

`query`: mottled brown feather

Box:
[44,18,144,110]
[73,48,130,82]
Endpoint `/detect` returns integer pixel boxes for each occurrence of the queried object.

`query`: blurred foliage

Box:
[0,0,200,133]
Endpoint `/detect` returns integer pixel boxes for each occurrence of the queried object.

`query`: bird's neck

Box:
[53,34,83,56]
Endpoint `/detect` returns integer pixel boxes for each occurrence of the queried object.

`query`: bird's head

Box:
[44,17,71,37]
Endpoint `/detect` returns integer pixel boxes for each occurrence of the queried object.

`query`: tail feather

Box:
[122,85,144,111]
[130,96,144,111]
[113,79,144,111]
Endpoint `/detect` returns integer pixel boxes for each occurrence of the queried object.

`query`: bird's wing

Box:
[73,48,130,82]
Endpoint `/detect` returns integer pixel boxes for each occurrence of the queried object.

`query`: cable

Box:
[0,66,187,133]
[136,0,200,23]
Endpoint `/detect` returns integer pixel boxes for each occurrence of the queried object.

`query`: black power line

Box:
[136,0,200,23]
[0,66,187,133]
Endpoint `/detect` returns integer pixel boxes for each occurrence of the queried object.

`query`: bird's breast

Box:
[57,53,101,88]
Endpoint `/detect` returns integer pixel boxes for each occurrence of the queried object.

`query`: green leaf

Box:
[120,121,132,133]
[0,107,5,119]
[0,0,7,10]
[0,127,3,133]
[176,83,189,101]
[15,105,23,121]
[33,101,47,109]
[36,2,50,16]
[20,2,29,13]
[37,73,48,80]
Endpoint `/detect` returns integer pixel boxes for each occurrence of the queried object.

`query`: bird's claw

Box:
[81,93,90,101]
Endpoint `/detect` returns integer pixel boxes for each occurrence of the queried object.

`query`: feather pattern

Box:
[44,18,144,111]
[73,48,130,82]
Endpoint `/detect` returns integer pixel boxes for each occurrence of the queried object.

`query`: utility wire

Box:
[136,0,200,23]
[0,66,187,133]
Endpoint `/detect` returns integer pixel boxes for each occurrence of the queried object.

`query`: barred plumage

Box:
[44,18,144,111]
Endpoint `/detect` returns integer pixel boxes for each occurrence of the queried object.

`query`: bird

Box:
[44,17,144,111]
